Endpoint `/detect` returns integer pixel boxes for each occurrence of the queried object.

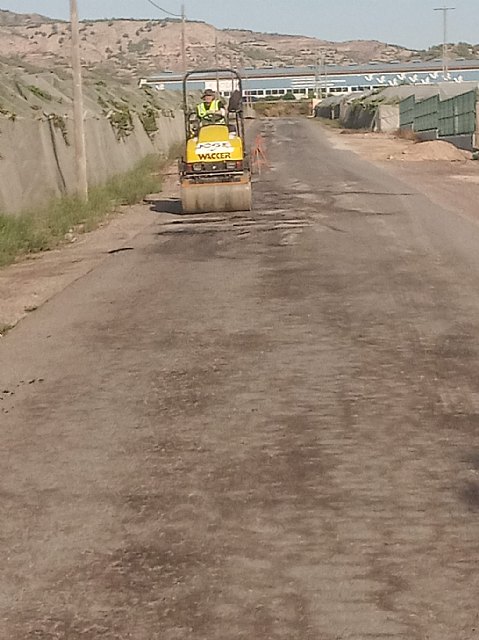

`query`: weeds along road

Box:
[1,118,479,639]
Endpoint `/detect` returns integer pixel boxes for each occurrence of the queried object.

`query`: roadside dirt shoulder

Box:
[322,126,479,225]
[3,129,478,334]
[0,172,177,332]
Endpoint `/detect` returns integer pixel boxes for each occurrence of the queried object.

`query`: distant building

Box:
[140,60,479,99]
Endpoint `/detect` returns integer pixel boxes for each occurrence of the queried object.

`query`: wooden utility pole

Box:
[215,36,220,93]
[229,55,235,92]
[181,3,186,72]
[70,0,88,200]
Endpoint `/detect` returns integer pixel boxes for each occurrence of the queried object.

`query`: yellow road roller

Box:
[179,69,252,214]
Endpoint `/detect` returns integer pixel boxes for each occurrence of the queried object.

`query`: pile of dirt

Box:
[400,140,469,162]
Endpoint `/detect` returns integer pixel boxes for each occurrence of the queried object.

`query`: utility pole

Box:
[434,4,456,78]
[324,56,328,97]
[70,0,88,201]
[215,35,220,94]
[320,53,326,97]
[181,3,186,72]
[229,55,235,92]
[314,54,326,99]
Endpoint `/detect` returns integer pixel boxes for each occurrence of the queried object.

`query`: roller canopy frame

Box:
[182,68,246,143]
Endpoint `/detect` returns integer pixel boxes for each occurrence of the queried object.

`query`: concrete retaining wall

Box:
[438,133,475,151]
[415,130,439,142]
[0,112,184,215]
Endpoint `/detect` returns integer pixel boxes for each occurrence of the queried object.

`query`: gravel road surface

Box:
[1,119,478,639]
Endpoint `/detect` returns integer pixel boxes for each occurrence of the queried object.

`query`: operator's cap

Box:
[202,89,215,98]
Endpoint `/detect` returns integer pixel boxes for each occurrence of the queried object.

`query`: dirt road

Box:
[1,119,478,639]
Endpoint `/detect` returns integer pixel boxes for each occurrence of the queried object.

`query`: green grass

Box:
[0,154,168,268]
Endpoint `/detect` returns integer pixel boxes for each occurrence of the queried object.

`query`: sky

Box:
[3,0,479,49]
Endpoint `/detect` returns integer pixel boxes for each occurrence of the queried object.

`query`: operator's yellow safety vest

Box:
[197,99,222,119]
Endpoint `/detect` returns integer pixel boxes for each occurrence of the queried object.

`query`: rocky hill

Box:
[0,11,416,77]
[0,9,56,26]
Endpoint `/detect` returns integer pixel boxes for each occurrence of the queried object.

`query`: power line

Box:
[146,0,187,72]
[145,0,181,18]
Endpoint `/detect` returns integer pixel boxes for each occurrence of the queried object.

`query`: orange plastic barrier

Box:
[250,134,269,175]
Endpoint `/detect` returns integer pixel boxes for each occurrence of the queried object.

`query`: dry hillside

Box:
[0,9,55,26]
[0,10,415,77]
